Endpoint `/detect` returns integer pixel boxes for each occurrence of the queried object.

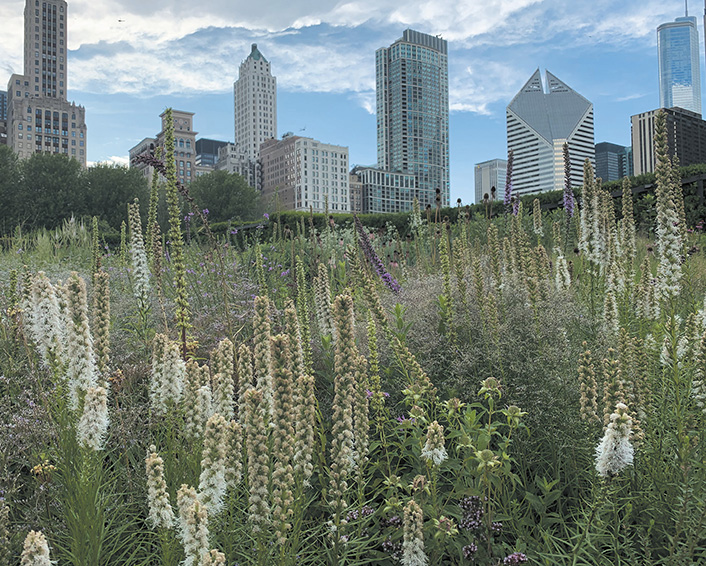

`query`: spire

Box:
[685,0,688,16]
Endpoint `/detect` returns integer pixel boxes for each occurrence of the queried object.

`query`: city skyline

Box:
[0,0,701,204]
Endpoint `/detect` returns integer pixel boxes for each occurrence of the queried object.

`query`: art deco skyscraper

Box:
[506,70,594,196]
[234,44,277,160]
[376,29,450,208]
[6,0,87,165]
[658,8,702,115]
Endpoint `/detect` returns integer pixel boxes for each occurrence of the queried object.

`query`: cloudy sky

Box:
[0,0,698,203]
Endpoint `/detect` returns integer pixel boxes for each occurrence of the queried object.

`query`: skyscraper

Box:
[6,0,87,165]
[658,10,702,115]
[234,44,277,161]
[376,29,450,209]
[506,69,594,196]
[595,142,633,182]
[474,159,507,203]
[631,107,706,174]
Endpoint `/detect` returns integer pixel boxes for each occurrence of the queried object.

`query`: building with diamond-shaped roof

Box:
[506,69,594,196]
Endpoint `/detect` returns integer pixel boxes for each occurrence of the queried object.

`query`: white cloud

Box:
[0,0,678,116]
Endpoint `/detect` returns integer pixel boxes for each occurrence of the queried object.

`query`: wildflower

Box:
[92,269,111,376]
[463,543,478,560]
[64,272,99,409]
[77,386,109,451]
[202,550,226,566]
[199,414,230,514]
[270,335,296,545]
[595,402,634,477]
[263,213,270,220]
[20,530,51,566]
[27,272,64,368]
[183,361,211,440]
[243,388,271,532]
[146,446,175,529]
[504,552,529,564]
[211,338,235,420]
[253,296,273,418]
[128,198,150,304]
[401,500,427,566]
[177,485,209,566]
[353,214,401,293]
[151,335,186,414]
[421,421,448,466]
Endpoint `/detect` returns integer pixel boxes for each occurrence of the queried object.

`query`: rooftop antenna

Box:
[685,0,688,16]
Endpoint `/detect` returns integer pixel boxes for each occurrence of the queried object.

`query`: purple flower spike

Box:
[354,214,401,294]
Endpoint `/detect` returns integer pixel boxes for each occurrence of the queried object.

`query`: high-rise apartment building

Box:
[474,159,507,203]
[6,0,87,165]
[260,134,349,212]
[631,107,706,175]
[506,69,594,196]
[234,44,277,160]
[595,142,633,182]
[376,29,449,209]
[658,12,701,115]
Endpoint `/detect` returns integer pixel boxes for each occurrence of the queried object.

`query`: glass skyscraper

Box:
[506,70,594,196]
[658,15,702,115]
[376,29,449,209]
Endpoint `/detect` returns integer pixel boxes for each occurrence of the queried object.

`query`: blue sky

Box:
[0,0,699,203]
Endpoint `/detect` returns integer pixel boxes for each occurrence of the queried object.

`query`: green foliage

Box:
[83,163,149,230]
[188,170,262,223]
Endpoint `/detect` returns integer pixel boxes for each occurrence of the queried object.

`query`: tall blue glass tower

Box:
[376,29,450,208]
[658,12,702,116]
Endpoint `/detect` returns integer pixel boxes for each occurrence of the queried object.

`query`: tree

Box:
[0,146,20,234]
[83,163,149,230]
[188,170,262,223]
[17,153,85,231]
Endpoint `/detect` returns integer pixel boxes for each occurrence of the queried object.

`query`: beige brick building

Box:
[6,0,88,165]
[260,134,349,212]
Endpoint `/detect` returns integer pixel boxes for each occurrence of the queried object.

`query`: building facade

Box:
[594,142,633,182]
[658,14,702,116]
[6,0,87,165]
[631,107,706,175]
[376,29,449,209]
[474,158,507,203]
[215,143,260,189]
[351,166,417,214]
[506,69,594,196]
[129,110,198,186]
[260,134,349,213]
[234,44,277,161]
[195,138,228,168]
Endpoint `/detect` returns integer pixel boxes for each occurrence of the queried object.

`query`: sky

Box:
[0,0,701,204]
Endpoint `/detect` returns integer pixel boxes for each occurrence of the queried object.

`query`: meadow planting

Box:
[1,109,706,565]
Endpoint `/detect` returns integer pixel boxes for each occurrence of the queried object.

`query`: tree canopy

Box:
[188,170,262,223]
[0,151,149,235]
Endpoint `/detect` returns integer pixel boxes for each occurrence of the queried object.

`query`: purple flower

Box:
[353,214,401,294]
[463,543,477,559]
[366,390,373,399]
[263,213,270,220]
[503,552,528,565]
[202,208,209,215]
[230,229,238,235]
